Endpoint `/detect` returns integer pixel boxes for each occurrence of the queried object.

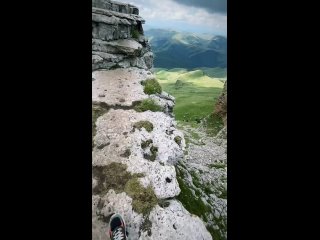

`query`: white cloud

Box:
[117,0,227,35]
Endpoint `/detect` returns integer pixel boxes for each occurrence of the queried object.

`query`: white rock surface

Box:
[146,200,212,240]
[93,109,184,199]
[92,68,153,106]
[93,190,212,240]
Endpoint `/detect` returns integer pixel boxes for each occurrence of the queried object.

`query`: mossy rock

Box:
[134,99,163,112]
[143,79,162,95]
[133,121,154,132]
[125,178,157,215]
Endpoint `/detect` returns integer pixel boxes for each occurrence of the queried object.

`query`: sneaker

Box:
[109,213,127,240]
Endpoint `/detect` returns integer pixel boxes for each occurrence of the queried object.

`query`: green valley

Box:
[156,68,226,134]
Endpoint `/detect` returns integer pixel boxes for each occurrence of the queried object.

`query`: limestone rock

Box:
[92,109,184,199]
[147,201,213,240]
[92,68,152,107]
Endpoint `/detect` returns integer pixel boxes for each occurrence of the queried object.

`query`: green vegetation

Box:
[218,186,227,199]
[144,145,158,161]
[176,164,227,240]
[92,162,157,216]
[131,28,140,39]
[134,99,163,112]
[133,121,154,132]
[202,113,224,136]
[195,67,227,78]
[176,166,210,220]
[140,217,152,236]
[92,104,109,149]
[180,125,204,147]
[142,79,162,95]
[156,69,224,131]
[174,136,182,146]
[141,139,153,149]
[209,162,226,169]
[125,178,158,215]
[174,79,184,89]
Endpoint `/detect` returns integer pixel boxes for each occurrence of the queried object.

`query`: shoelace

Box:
[113,227,125,240]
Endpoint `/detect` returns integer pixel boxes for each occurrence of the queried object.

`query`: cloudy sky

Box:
[117,0,227,36]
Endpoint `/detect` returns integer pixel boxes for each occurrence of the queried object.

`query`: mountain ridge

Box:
[145,28,227,69]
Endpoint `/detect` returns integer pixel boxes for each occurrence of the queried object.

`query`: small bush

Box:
[133,121,154,132]
[134,99,163,112]
[131,28,140,39]
[143,79,162,95]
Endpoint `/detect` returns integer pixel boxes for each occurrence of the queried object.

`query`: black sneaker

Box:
[109,213,127,240]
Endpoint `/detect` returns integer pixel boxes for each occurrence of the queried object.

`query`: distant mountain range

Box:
[144,29,227,69]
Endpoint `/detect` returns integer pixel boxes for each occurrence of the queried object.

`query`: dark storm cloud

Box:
[172,0,227,14]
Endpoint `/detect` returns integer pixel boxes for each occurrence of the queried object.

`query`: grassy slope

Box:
[156,69,224,124]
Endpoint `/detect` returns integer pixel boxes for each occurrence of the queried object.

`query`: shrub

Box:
[134,99,163,112]
[131,28,140,39]
[143,79,162,95]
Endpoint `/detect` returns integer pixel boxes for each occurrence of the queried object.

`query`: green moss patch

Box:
[143,146,158,161]
[174,136,182,146]
[140,216,152,237]
[176,167,210,218]
[202,113,224,137]
[93,162,157,216]
[133,121,154,132]
[125,178,158,215]
[209,162,226,169]
[143,79,162,95]
[134,99,163,112]
[141,139,153,149]
[131,28,140,39]
[176,164,227,240]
